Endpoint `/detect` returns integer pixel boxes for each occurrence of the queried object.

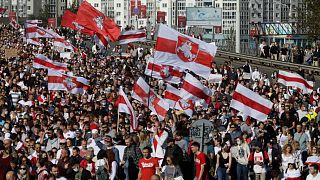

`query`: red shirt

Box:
[139,157,159,180]
[195,152,208,179]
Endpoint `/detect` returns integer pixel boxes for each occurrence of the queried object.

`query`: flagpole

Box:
[117,107,120,134]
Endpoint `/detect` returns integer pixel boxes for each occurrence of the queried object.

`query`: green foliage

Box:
[296,0,320,39]
[68,1,79,13]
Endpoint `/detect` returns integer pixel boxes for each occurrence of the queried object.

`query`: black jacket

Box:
[161,144,183,167]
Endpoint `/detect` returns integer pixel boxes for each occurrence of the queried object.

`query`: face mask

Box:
[20,169,26,174]
[73,168,79,172]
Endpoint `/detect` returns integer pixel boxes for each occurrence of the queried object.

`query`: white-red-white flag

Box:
[33,54,68,71]
[230,84,273,121]
[53,38,77,52]
[154,24,217,79]
[25,24,61,39]
[144,58,183,84]
[180,73,213,104]
[10,18,20,29]
[131,77,169,120]
[278,70,313,94]
[47,69,89,94]
[93,33,109,49]
[117,87,138,131]
[164,84,194,117]
[118,29,146,44]
[26,38,44,46]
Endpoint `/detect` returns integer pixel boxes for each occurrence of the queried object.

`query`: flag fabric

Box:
[144,58,183,84]
[0,8,6,15]
[154,24,217,79]
[76,1,120,41]
[26,38,44,46]
[47,69,89,94]
[117,87,137,131]
[61,10,94,35]
[33,54,69,71]
[53,38,77,52]
[208,74,223,83]
[93,33,109,49]
[230,84,273,121]
[180,73,213,104]
[9,18,19,29]
[278,70,313,94]
[118,29,146,44]
[164,84,194,117]
[25,25,61,39]
[131,77,169,120]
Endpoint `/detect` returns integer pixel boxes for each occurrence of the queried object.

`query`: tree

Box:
[296,0,320,40]
[68,0,79,13]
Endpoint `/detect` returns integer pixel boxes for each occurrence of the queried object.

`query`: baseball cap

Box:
[92,129,99,134]
[75,129,82,134]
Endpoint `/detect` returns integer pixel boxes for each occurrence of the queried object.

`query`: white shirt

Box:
[306,173,320,180]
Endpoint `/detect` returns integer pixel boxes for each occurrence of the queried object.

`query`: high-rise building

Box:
[42,0,67,19]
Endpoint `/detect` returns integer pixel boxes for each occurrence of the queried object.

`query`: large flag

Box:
[33,54,68,71]
[25,25,61,39]
[144,58,183,84]
[117,87,138,131]
[75,1,120,41]
[61,10,94,35]
[230,84,273,121]
[93,33,109,49]
[164,84,194,117]
[131,77,169,120]
[180,73,213,104]
[118,29,146,44]
[53,38,77,52]
[9,17,19,29]
[278,70,313,94]
[26,38,44,46]
[154,24,217,79]
[47,69,89,94]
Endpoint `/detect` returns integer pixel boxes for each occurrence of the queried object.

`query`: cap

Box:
[75,129,82,134]
[167,137,174,143]
[92,129,99,134]
[90,123,98,130]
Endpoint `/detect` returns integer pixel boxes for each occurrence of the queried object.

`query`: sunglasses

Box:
[20,168,26,170]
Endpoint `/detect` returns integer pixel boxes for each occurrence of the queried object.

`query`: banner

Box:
[141,5,146,18]
[157,11,166,23]
[9,12,16,21]
[178,16,186,28]
[5,48,18,59]
[48,18,56,28]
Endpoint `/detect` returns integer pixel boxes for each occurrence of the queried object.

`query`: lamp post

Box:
[235,0,240,53]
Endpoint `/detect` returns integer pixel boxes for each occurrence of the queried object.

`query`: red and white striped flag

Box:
[9,18,20,29]
[278,70,313,94]
[93,33,109,49]
[131,77,169,120]
[33,54,68,71]
[144,58,183,84]
[53,38,77,52]
[47,69,89,94]
[27,38,44,46]
[164,84,194,117]
[118,29,146,44]
[117,87,137,131]
[230,84,273,121]
[180,73,213,104]
[25,23,60,39]
[154,24,217,79]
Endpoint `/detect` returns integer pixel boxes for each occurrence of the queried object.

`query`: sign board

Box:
[208,74,222,83]
[48,18,56,28]
[5,48,18,59]
[60,52,72,59]
[190,119,214,149]
[186,8,222,26]
[242,72,252,80]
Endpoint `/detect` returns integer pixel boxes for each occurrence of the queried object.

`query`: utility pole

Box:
[235,0,240,53]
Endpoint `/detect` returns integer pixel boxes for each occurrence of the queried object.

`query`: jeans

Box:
[236,164,248,180]
[217,167,229,180]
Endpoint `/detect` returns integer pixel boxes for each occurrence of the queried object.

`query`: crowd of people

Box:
[0,23,320,180]
[259,40,320,66]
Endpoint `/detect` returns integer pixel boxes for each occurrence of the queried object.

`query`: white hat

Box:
[92,129,99,134]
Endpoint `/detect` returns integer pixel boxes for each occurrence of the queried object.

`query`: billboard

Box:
[48,18,56,28]
[178,16,186,28]
[186,8,222,26]
[157,11,166,23]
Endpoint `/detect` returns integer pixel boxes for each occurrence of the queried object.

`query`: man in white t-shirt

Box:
[306,164,320,180]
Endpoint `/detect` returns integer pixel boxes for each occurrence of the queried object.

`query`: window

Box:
[116,3,121,7]
[162,3,167,8]
[94,3,99,7]
[258,13,261,17]
[116,12,121,16]
[61,0,64,2]
[27,6,31,10]
[257,4,261,8]
[276,13,279,18]
[116,20,121,25]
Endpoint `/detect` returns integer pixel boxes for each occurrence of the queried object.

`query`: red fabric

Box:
[286,177,301,180]
[195,152,208,179]
[80,159,88,168]
[90,123,98,130]
[153,130,164,153]
[138,158,159,180]
[76,1,120,41]
[61,10,94,35]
